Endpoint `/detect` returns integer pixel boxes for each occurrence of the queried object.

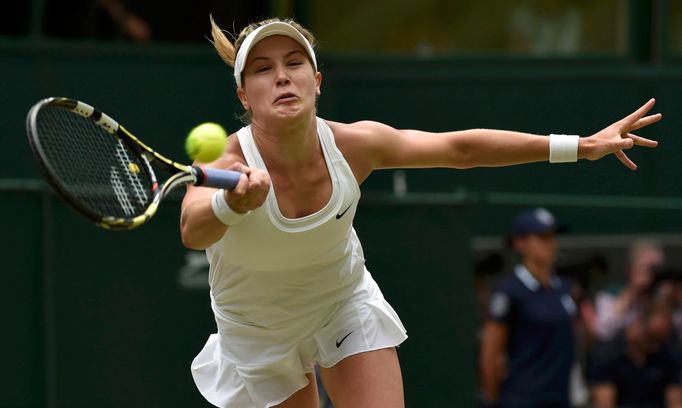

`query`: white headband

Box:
[233,21,317,88]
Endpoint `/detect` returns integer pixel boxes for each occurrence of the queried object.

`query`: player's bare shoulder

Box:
[325,120,391,152]
[324,119,396,182]
[324,120,363,140]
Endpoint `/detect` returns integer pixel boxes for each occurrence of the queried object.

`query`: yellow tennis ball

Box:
[185,122,228,163]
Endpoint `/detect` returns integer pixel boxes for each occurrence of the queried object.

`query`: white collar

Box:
[514,264,560,291]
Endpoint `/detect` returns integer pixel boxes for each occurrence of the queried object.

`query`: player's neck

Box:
[251,115,320,169]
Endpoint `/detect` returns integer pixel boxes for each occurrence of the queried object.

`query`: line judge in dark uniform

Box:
[479,208,577,408]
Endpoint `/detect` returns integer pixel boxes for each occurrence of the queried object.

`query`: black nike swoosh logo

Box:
[335,331,354,348]
[336,203,353,219]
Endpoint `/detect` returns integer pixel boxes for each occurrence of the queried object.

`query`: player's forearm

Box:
[445,129,553,168]
[180,197,229,250]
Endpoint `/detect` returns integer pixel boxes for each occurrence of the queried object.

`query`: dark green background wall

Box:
[3,41,681,407]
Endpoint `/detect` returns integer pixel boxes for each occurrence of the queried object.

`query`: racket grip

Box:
[193,166,241,190]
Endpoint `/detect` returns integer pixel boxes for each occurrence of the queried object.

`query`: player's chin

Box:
[272,104,309,120]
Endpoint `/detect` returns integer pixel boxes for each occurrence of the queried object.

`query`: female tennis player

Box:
[180,17,660,408]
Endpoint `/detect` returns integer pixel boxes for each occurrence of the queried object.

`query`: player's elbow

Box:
[447,129,490,169]
[447,140,475,169]
[180,218,225,250]
[180,228,209,251]
[179,215,210,250]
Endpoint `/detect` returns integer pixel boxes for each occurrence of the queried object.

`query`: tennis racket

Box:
[26,97,240,230]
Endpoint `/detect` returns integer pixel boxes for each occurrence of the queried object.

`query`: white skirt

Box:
[191,272,407,408]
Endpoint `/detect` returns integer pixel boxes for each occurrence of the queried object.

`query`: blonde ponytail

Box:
[209,15,236,67]
[208,16,317,70]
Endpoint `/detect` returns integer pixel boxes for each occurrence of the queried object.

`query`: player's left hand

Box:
[580,98,660,170]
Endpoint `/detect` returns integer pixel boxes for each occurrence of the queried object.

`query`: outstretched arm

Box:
[333,99,660,178]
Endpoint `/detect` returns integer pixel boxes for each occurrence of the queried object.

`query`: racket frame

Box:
[27,97,210,230]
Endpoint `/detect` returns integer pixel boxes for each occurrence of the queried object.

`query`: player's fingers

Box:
[246,174,269,205]
[619,137,634,150]
[232,173,249,196]
[228,162,251,176]
[621,98,656,128]
[615,150,637,171]
[629,113,662,131]
[626,133,658,148]
[250,169,271,193]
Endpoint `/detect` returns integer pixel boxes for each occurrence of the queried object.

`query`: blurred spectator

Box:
[508,0,582,55]
[479,208,576,408]
[585,240,665,342]
[43,0,267,43]
[88,0,151,43]
[654,280,682,350]
[42,0,148,41]
[589,307,682,408]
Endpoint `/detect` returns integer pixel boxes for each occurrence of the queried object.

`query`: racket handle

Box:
[193,166,241,190]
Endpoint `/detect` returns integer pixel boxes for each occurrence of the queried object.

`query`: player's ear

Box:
[237,87,250,110]
[315,71,322,97]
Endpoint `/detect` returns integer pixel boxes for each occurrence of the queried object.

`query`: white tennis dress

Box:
[191,118,407,408]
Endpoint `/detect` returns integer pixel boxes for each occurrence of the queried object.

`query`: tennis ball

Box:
[185,122,228,163]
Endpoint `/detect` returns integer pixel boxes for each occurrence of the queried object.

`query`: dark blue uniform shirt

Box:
[489,265,576,408]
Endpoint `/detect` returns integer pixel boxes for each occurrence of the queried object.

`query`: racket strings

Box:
[36,105,153,219]
[111,141,149,215]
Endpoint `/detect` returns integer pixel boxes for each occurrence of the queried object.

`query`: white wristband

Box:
[549,134,580,163]
[211,189,251,225]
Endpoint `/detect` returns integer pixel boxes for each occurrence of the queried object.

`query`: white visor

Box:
[233,21,317,88]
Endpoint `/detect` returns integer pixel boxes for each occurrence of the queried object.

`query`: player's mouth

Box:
[274,93,297,104]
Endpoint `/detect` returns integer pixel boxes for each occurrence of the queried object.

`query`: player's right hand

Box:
[224,162,270,213]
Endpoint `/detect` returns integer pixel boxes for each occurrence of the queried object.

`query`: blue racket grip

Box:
[193,166,241,190]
